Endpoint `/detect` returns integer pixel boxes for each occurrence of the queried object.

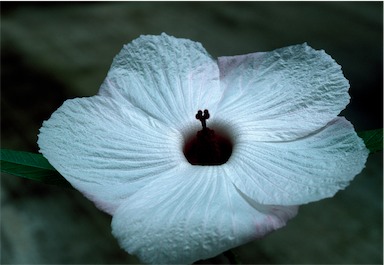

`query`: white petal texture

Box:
[111,166,298,264]
[226,117,368,206]
[99,33,222,131]
[216,43,350,141]
[38,33,369,264]
[38,96,184,214]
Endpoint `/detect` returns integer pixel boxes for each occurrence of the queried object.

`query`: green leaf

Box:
[357,128,383,153]
[1,149,72,189]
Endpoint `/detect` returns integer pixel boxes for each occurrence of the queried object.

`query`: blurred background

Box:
[1,2,382,264]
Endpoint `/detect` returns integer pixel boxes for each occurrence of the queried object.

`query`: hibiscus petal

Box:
[99,33,222,130]
[38,96,185,214]
[216,43,350,141]
[111,165,298,264]
[227,117,369,206]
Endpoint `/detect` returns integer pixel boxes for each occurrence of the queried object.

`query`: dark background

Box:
[1,2,382,264]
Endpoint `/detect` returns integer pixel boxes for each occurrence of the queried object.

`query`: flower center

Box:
[183,109,233,166]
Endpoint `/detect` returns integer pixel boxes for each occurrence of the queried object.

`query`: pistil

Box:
[183,109,232,166]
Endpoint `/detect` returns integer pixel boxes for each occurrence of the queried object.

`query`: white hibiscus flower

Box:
[38,33,368,264]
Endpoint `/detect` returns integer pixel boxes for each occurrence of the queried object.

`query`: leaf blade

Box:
[357,128,383,154]
[1,149,55,169]
[1,149,72,188]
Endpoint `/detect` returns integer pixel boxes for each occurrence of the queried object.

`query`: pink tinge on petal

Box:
[219,52,264,81]
[111,165,298,264]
